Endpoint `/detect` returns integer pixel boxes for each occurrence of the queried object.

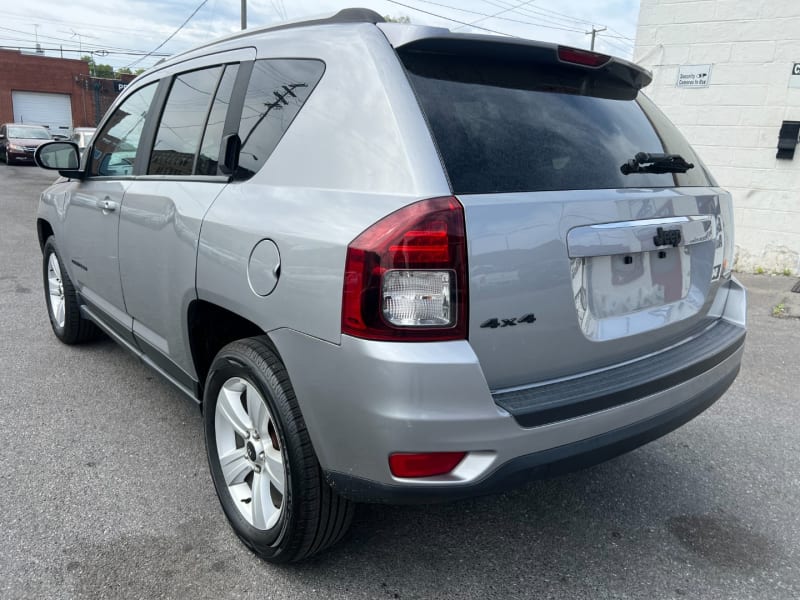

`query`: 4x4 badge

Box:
[480,313,537,329]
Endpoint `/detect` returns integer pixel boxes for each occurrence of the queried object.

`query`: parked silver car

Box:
[34,8,746,562]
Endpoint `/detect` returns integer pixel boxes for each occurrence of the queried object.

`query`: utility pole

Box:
[241,0,247,30]
[586,25,606,51]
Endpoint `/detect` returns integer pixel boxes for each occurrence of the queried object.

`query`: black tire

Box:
[42,236,102,344]
[204,337,354,563]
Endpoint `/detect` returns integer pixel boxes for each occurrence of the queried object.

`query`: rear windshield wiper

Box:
[621,152,694,175]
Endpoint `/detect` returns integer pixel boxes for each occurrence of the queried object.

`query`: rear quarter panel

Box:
[196,24,450,343]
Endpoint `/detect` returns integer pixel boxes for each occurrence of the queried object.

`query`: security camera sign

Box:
[676,64,711,88]
[790,63,800,88]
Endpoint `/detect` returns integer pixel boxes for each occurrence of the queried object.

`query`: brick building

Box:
[634,1,800,275]
[0,49,135,135]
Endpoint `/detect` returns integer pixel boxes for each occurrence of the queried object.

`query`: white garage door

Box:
[11,91,73,136]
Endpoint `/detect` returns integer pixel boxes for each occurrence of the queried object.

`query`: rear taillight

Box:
[557,45,611,68]
[342,196,468,341]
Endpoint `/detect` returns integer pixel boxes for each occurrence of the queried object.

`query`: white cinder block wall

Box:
[634,0,800,274]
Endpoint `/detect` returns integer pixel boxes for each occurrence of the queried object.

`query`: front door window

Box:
[90,84,157,177]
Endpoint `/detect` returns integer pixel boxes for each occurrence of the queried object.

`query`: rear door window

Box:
[196,64,239,176]
[235,59,325,179]
[400,52,713,194]
[149,66,223,176]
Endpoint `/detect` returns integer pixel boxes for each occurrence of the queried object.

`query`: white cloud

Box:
[0,0,639,73]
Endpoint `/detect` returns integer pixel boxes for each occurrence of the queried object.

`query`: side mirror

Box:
[34,141,84,178]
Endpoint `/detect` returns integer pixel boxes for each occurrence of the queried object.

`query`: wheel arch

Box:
[187,299,284,401]
[37,218,54,252]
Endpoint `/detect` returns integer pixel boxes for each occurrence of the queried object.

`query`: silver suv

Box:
[34,9,746,562]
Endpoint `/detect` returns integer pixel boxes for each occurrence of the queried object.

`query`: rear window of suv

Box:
[400,52,714,195]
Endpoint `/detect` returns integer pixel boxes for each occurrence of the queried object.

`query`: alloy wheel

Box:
[47,253,66,328]
[214,377,285,530]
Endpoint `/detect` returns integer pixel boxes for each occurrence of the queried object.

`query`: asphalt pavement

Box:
[1,163,799,600]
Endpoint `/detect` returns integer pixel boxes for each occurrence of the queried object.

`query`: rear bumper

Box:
[327,362,739,503]
[494,318,744,428]
[271,277,746,504]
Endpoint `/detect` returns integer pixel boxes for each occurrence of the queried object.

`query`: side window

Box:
[91,83,156,177]
[196,64,239,176]
[149,66,222,176]
[236,59,325,179]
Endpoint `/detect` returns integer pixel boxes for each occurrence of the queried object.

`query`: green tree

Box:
[116,67,133,75]
[94,63,114,78]
[80,54,95,76]
[80,54,113,78]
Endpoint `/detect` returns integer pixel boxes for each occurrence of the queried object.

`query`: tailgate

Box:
[397,35,735,390]
[461,188,733,389]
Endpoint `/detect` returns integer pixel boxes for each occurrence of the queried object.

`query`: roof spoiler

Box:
[380,26,652,94]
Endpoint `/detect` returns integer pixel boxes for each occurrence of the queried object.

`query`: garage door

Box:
[11,91,73,137]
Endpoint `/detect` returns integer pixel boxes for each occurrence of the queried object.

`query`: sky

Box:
[0,0,640,73]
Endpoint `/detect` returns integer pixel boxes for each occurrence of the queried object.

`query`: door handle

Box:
[97,198,118,213]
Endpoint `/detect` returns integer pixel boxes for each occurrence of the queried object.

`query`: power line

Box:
[384,0,517,36]
[480,0,635,41]
[486,0,597,27]
[453,0,536,31]
[390,0,636,55]
[394,0,584,33]
[387,0,586,34]
[606,26,635,42]
[125,0,210,68]
[601,35,634,52]
[518,1,635,42]
[0,45,172,57]
[270,0,287,21]
[0,25,91,46]
[0,26,170,56]
[479,0,590,31]
[2,11,178,38]
[599,35,635,56]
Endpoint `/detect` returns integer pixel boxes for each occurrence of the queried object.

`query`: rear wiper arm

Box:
[621,152,694,175]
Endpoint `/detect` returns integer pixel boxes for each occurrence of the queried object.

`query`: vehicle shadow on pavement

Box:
[285,436,786,598]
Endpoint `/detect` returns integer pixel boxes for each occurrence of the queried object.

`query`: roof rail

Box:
[167,8,385,62]
[273,7,385,30]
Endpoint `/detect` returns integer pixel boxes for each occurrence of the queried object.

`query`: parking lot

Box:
[1,163,799,599]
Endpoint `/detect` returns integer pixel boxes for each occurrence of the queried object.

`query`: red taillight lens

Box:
[342,196,468,342]
[557,45,611,67]
[389,452,467,478]
[389,228,450,264]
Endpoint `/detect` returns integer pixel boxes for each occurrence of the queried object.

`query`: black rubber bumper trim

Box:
[325,365,740,504]
[493,320,745,428]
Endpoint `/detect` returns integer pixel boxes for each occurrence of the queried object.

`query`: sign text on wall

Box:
[676,64,711,88]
